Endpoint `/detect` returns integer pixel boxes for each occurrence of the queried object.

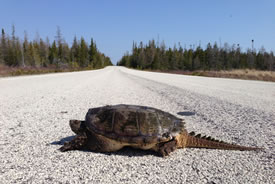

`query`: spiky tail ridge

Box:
[186,132,262,151]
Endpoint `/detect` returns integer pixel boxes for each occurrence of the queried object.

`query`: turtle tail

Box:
[186,131,262,151]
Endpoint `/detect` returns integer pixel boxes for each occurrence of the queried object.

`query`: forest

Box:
[0,25,113,74]
[117,39,275,72]
[1,25,274,77]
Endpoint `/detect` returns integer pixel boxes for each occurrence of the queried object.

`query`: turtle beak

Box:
[69,120,84,135]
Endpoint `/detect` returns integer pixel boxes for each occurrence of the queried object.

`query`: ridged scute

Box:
[85,104,185,143]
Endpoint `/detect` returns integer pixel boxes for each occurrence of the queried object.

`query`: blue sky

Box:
[0,0,274,63]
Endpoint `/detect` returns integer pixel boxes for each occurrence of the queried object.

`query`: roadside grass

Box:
[146,69,275,82]
[198,69,275,82]
[0,65,96,77]
[1,65,274,82]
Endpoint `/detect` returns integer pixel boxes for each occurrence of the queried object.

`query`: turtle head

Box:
[69,120,86,135]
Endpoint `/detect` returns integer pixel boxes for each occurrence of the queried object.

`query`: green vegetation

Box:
[0,25,112,75]
[117,39,275,72]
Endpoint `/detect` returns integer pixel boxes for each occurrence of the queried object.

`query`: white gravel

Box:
[0,66,274,184]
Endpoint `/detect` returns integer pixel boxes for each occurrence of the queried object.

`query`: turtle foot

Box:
[59,135,87,152]
[158,139,177,157]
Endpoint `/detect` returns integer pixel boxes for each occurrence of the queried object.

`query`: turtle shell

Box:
[85,104,185,144]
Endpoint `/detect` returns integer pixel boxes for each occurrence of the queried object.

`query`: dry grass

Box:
[1,65,274,82]
[0,65,93,77]
[149,69,275,82]
[195,69,275,82]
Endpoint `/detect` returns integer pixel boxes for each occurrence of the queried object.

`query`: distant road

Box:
[0,66,274,183]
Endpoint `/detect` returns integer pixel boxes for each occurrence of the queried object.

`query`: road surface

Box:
[0,66,274,183]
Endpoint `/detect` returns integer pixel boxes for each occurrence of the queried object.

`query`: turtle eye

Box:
[162,132,171,138]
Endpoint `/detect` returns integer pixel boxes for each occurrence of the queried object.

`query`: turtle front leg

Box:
[60,135,87,152]
[158,139,177,157]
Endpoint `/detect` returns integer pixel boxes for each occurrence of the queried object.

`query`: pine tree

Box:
[55,26,64,63]
[247,49,255,69]
[79,37,88,67]
[103,55,112,66]
[62,43,70,65]
[88,38,97,67]
[49,41,58,66]
[70,36,79,67]
[194,46,204,70]
[39,38,48,67]
[4,24,20,66]
[0,28,7,64]
[0,26,112,70]
[118,39,274,72]
[205,43,213,70]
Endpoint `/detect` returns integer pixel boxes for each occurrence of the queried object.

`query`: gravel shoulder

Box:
[0,66,274,183]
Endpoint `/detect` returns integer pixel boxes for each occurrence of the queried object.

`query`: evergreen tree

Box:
[0,26,112,70]
[55,26,64,63]
[49,41,58,66]
[88,38,97,66]
[23,31,31,66]
[194,46,204,70]
[247,49,255,69]
[62,43,70,64]
[79,37,88,67]
[4,25,20,66]
[39,38,48,67]
[267,51,274,71]
[70,36,79,67]
[15,38,23,66]
[0,29,7,64]
[118,39,274,72]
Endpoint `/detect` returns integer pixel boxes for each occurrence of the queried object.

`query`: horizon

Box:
[1,0,274,64]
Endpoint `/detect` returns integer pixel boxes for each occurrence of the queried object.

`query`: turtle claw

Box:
[59,135,87,152]
[159,139,177,157]
[59,146,68,152]
[60,143,72,152]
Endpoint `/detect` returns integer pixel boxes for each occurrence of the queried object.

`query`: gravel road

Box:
[0,66,274,184]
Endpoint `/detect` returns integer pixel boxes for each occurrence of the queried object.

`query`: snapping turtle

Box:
[60,104,260,156]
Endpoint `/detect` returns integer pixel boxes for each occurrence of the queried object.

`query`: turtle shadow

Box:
[100,147,160,157]
[51,136,160,157]
[177,111,196,116]
[50,136,75,145]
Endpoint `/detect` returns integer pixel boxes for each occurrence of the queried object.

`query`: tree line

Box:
[0,25,112,69]
[117,39,275,71]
